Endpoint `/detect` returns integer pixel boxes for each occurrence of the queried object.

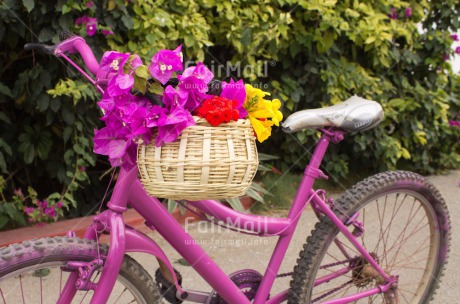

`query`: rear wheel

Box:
[0,236,163,303]
[288,171,450,303]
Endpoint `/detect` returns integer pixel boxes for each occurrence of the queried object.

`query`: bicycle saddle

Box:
[282,95,384,133]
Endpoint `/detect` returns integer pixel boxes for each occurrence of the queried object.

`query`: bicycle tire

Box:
[0,236,163,303]
[288,171,451,303]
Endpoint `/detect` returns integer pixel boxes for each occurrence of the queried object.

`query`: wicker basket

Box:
[137,117,258,200]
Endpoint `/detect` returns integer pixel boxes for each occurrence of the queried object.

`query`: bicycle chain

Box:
[312,280,354,303]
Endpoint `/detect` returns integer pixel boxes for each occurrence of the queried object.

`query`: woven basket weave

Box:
[137,117,258,200]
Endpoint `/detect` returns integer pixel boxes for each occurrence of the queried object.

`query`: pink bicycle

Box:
[0,33,451,304]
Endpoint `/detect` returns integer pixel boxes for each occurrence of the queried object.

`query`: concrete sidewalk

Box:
[128,170,460,303]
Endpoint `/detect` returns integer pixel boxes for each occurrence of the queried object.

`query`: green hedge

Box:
[0,0,459,228]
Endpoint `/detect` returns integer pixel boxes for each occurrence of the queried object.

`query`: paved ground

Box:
[129,170,460,303]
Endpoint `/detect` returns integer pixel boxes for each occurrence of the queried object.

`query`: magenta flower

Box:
[86,1,94,8]
[93,127,132,167]
[180,62,214,84]
[405,7,412,17]
[102,29,114,36]
[148,45,183,85]
[220,79,247,118]
[45,207,56,218]
[55,202,63,208]
[75,15,90,26]
[162,85,188,109]
[146,105,169,128]
[24,207,35,215]
[456,46,460,54]
[451,34,459,41]
[83,17,98,36]
[155,107,195,146]
[106,75,134,97]
[389,7,397,20]
[99,51,130,74]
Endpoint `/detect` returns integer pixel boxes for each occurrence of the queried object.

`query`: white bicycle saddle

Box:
[282,95,384,133]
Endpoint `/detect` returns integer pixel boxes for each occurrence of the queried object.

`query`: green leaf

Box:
[22,0,34,12]
[0,112,10,124]
[135,65,149,79]
[226,197,246,212]
[0,82,13,98]
[0,215,8,229]
[167,199,178,213]
[245,188,265,203]
[148,82,164,95]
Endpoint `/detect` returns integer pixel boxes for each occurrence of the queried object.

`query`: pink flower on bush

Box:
[456,46,460,55]
[177,62,214,110]
[99,51,130,73]
[389,7,397,20]
[405,7,412,17]
[102,29,114,36]
[451,34,459,42]
[44,207,56,218]
[55,202,63,208]
[75,15,97,36]
[24,207,35,215]
[148,45,183,85]
[86,1,94,8]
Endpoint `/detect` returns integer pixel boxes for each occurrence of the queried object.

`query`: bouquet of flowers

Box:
[93,46,283,169]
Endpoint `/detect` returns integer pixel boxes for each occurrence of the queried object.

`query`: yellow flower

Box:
[249,116,274,143]
[244,84,283,142]
[270,99,283,126]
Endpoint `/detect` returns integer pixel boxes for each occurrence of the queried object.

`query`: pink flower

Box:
[44,207,56,218]
[451,34,459,42]
[99,51,130,73]
[86,22,97,36]
[389,7,397,20]
[405,7,412,17]
[14,188,24,198]
[86,1,94,8]
[148,45,183,85]
[162,85,188,109]
[220,79,247,118]
[456,46,460,54]
[24,207,35,215]
[102,29,114,36]
[180,62,214,84]
[55,202,63,208]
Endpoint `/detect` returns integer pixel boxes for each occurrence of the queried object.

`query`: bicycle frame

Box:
[53,37,396,304]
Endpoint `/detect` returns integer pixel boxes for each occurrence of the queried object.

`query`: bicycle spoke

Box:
[19,275,25,304]
[1,287,6,304]
[113,287,128,304]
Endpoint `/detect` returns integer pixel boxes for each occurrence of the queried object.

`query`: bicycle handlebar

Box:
[24,32,99,75]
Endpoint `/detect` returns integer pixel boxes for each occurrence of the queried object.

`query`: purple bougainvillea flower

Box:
[86,1,94,8]
[99,51,130,74]
[221,78,248,118]
[146,105,169,128]
[86,17,98,36]
[75,15,90,26]
[155,107,195,146]
[55,202,63,208]
[405,7,412,17]
[451,34,459,41]
[24,207,35,215]
[105,75,134,97]
[180,62,214,84]
[45,207,56,217]
[102,29,114,36]
[389,7,397,20]
[456,46,460,54]
[162,85,188,109]
[93,127,133,167]
[177,77,209,111]
[148,45,183,85]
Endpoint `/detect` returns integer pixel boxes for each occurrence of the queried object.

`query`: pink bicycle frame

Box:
[54,37,395,304]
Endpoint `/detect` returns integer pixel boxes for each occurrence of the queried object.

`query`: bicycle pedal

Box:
[155,267,183,304]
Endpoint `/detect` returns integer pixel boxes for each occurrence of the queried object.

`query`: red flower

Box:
[196,96,240,126]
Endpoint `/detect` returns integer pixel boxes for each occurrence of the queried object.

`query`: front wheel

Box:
[288,171,451,303]
[0,236,163,303]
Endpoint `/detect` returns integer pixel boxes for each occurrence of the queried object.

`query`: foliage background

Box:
[0,0,459,229]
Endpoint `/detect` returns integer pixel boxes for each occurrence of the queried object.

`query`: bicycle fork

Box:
[311,191,401,304]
